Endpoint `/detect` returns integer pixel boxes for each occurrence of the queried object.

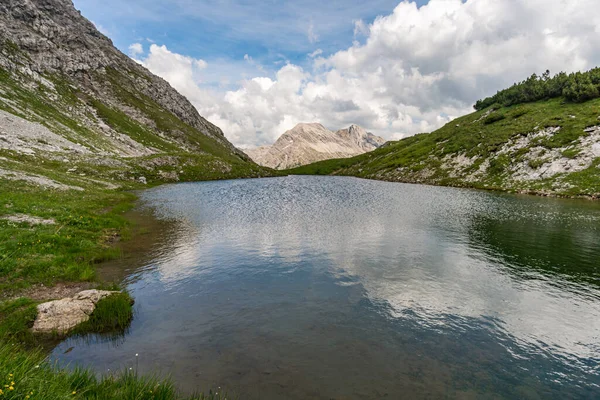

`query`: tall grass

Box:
[72,292,134,335]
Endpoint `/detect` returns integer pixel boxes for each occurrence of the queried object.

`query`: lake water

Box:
[51,176,600,399]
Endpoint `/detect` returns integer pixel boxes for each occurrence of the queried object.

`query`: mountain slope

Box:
[246,123,385,169]
[0,0,270,187]
[288,97,600,198]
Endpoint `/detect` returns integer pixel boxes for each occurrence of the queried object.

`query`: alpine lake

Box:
[51,176,600,399]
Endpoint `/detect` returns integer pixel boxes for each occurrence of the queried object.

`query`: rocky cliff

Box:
[0,0,266,189]
[246,123,385,170]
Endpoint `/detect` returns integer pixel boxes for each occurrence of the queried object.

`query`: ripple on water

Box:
[52,176,600,399]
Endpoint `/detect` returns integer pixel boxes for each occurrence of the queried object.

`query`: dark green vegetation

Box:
[0,298,37,344]
[475,68,600,110]
[289,89,600,198]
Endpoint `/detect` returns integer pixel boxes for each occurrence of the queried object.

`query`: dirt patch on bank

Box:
[11,282,96,302]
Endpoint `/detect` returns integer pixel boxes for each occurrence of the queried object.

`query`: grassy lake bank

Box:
[0,178,234,399]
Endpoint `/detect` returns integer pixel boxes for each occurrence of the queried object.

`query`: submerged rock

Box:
[32,290,119,334]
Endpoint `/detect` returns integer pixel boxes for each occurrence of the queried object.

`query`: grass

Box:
[0,299,37,344]
[0,179,135,294]
[287,96,600,197]
[72,292,134,335]
[0,342,230,400]
[88,99,182,153]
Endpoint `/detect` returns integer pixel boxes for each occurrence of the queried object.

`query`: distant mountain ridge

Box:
[246,123,386,170]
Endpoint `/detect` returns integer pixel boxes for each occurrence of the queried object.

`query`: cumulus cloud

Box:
[137,44,207,89]
[132,0,600,149]
[128,43,144,57]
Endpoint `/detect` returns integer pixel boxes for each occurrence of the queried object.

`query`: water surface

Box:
[52,176,600,399]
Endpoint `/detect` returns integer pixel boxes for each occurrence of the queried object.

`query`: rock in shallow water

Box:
[32,290,119,334]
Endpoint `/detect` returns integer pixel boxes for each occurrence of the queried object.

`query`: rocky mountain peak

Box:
[246,122,386,170]
[294,122,327,130]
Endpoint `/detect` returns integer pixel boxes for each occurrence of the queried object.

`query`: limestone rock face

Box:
[32,289,119,334]
[245,123,386,170]
[0,0,250,160]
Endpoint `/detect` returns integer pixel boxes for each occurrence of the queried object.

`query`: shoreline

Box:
[287,173,600,201]
[5,173,597,305]
[0,182,226,399]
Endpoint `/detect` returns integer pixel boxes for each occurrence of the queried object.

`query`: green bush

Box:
[475,68,600,110]
[563,72,599,102]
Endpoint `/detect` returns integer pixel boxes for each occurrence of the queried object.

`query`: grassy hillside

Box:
[288,96,600,198]
[0,60,280,293]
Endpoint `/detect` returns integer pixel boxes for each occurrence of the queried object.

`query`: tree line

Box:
[474,67,600,111]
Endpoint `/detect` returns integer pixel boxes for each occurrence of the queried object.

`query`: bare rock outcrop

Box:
[31,289,119,334]
[1,213,55,225]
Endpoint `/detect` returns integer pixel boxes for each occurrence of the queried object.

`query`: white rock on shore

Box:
[31,290,120,334]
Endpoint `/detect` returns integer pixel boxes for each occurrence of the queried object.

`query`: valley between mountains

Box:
[0,0,599,399]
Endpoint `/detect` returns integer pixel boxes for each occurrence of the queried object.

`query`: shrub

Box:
[474,68,600,110]
[563,72,599,102]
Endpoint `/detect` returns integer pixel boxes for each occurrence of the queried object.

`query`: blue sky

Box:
[71,0,600,148]
[73,0,421,78]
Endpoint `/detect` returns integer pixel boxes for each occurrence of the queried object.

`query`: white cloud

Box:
[308,49,323,58]
[132,0,600,149]
[134,44,211,108]
[128,43,144,57]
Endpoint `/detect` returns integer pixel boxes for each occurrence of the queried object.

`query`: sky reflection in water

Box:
[52,176,600,399]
